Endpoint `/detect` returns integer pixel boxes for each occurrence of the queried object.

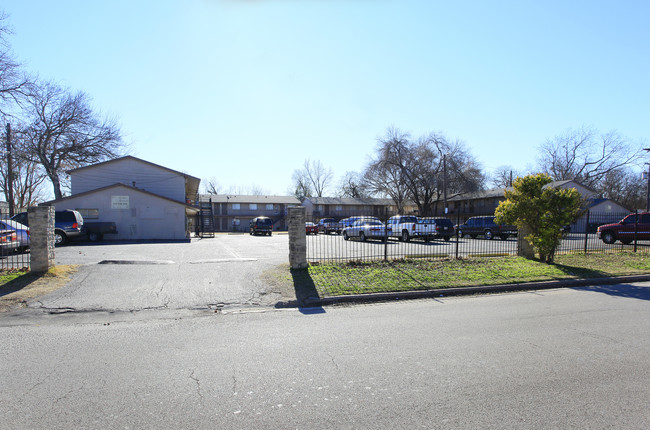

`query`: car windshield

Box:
[1,220,27,230]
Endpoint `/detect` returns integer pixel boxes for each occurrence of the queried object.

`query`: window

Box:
[249,204,257,210]
[266,204,274,210]
[77,208,99,219]
[232,203,240,210]
[335,205,342,211]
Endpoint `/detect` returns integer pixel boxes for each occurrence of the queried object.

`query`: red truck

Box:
[597,212,650,244]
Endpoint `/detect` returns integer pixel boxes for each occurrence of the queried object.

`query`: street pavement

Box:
[1,283,649,429]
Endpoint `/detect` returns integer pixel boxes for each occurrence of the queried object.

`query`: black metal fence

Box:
[306,210,649,263]
[0,215,30,271]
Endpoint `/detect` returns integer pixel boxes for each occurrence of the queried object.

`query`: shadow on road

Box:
[574,283,650,301]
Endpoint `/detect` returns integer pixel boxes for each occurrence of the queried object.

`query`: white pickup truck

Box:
[387,215,436,242]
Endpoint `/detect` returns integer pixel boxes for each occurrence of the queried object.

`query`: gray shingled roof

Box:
[199,194,301,205]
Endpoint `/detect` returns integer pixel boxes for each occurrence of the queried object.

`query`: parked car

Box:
[430,217,455,241]
[305,222,319,235]
[0,229,19,255]
[597,212,650,244]
[342,220,387,242]
[12,209,84,246]
[0,219,30,251]
[456,216,517,240]
[317,218,342,235]
[414,218,437,242]
[386,215,419,242]
[340,216,381,229]
[249,216,273,236]
[82,222,119,242]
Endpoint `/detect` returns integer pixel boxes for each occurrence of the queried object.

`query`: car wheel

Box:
[601,231,616,244]
[484,229,493,240]
[424,235,430,243]
[457,229,464,238]
[88,232,103,242]
[620,238,633,245]
[55,230,67,246]
[343,231,349,240]
[401,230,410,242]
[359,231,366,242]
[444,236,450,242]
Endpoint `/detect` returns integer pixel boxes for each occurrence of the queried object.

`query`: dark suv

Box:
[457,216,517,240]
[431,217,455,241]
[249,216,273,236]
[11,209,84,245]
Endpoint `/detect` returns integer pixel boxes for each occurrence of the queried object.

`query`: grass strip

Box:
[303,252,650,297]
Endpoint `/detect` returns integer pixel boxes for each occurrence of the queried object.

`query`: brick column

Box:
[29,206,55,272]
[288,206,308,269]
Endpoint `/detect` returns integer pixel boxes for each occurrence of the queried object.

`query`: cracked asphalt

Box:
[27,234,291,314]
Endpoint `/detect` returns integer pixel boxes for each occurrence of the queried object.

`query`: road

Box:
[1,284,649,429]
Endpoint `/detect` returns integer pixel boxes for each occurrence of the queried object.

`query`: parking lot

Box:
[306,231,650,262]
[21,233,291,313]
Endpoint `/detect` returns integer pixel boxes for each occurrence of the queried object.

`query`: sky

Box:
[2,0,649,197]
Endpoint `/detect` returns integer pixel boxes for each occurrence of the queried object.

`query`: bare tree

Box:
[600,167,645,211]
[537,127,644,189]
[290,169,313,200]
[0,12,31,115]
[363,128,485,216]
[1,122,48,208]
[21,81,124,200]
[337,171,368,198]
[290,159,332,198]
[490,165,526,188]
[202,177,223,195]
[363,128,411,213]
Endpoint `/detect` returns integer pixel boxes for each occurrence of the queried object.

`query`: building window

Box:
[335,205,342,211]
[249,204,257,210]
[77,208,99,219]
[232,203,240,210]
[266,204,274,210]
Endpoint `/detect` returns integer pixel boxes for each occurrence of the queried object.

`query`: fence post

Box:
[288,206,308,269]
[383,207,388,262]
[583,210,590,253]
[29,206,55,273]
[455,212,460,259]
[517,226,535,259]
[634,209,638,253]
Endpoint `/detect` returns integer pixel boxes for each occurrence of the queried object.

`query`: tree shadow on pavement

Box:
[573,283,650,301]
[289,268,325,314]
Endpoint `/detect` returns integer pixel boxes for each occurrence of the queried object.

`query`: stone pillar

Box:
[288,206,308,269]
[29,206,55,272]
[517,226,535,259]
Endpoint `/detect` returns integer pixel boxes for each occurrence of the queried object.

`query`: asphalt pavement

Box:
[1,284,649,429]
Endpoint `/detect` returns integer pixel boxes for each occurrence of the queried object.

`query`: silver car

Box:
[342,220,387,242]
[0,220,30,251]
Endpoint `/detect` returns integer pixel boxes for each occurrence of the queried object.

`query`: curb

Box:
[300,274,650,307]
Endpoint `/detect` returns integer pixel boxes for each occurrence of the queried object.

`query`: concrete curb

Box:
[301,274,650,307]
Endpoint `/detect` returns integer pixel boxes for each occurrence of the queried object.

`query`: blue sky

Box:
[3,0,649,196]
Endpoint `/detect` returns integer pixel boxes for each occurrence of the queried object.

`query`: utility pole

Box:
[443,154,448,214]
[5,123,14,217]
[645,148,650,212]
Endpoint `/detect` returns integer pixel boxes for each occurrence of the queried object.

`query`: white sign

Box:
[111,195,130,209]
